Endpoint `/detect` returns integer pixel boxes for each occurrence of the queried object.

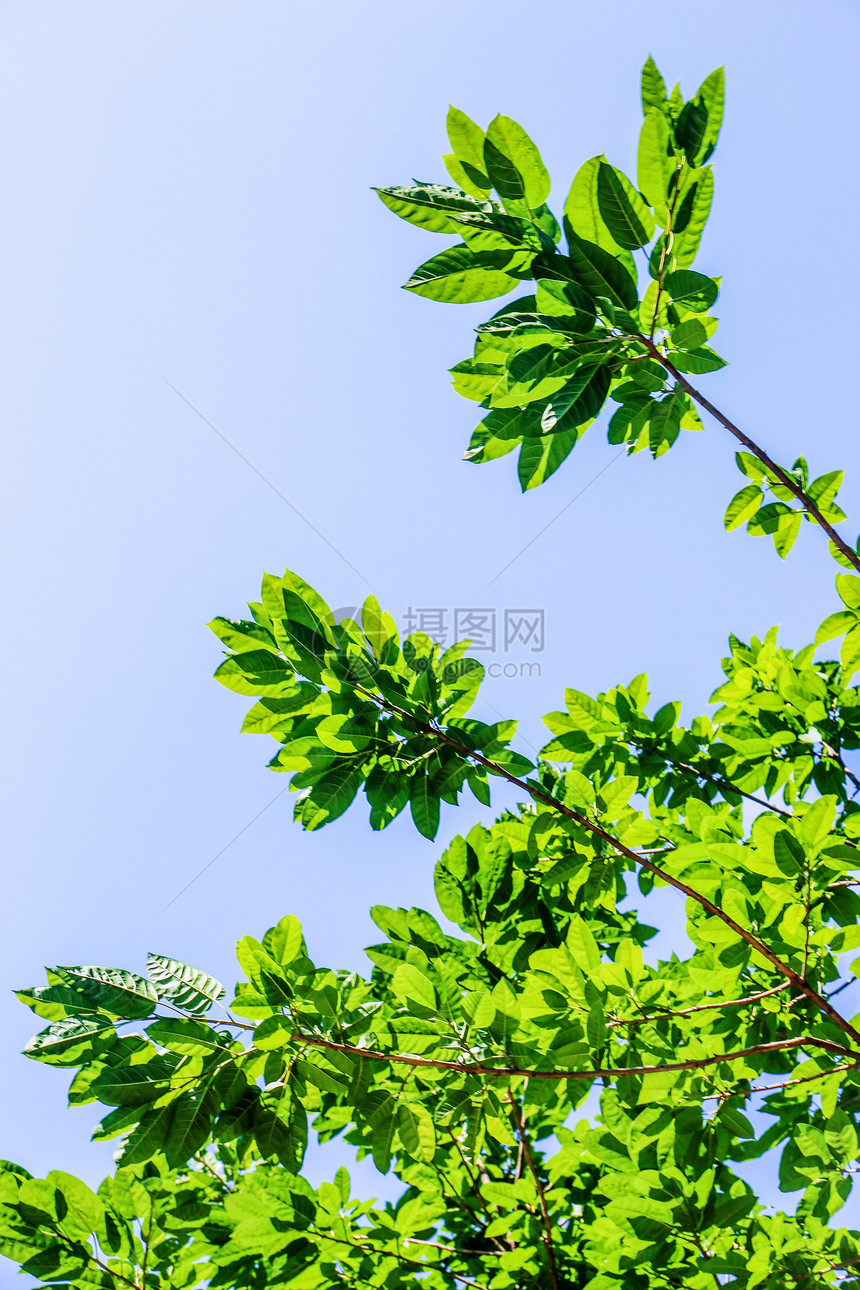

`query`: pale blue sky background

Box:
[3,0,860,1275]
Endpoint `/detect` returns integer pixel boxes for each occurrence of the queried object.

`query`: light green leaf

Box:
[445,106,491,197]
[637,110,674,216]
[397,1103,437,1163]
[214,649,296,697]
[724,484,763,531]
[565,156,637,265]
[641,56,667,114]
[404,243,525,304]
[392,963,438,1014]
[45,1172,104,1239]
[836,575,860,609]
[485,114,550,209]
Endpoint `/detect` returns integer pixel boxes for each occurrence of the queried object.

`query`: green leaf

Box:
[836,574,860,609]
[484,114,550,209]
[300,765,363,829]
[118,1103,176,1166]
[534,278,597,332]
[23,1016,115,1065]
[45,1172,104,1239]
[214,649,296,697]
[641,56,667,114]
[596,162,655,250]
[371,1115,396,1173]
[374,184,493,234]
[565,157,637,265]
[164,1085,218,1166]
[263,914,305,967]
[56,967,157,1020]
[816,610,855,644]
[664,269,719,314]
[496,345,585,407]
[648,391,684,458]
[559,234,639,311]
[677,68,725,164]
[397,1103,437,1163]
[668,344,726,374]
[146,1017,225,1056]
[445,106,492,197]
[637,110,674,216]
[91,1058,178,1106]
[772,509,802,559]
[392,964,438,1014]
[254,1086,307,1171]
[567,915,600,972]
[725,484,763,531]
[671,168,714,268]
[807,469,844,512]
[404,243,525,304]
[517,425,579,491]
[146,954,225,1014]
[410,775,441,840]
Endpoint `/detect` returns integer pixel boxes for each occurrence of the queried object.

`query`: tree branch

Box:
[315,1229,492,1290]
[631,739,793,818]
[286,1028,853,1081]
[607,982,790,1028]
[507,1091,559,1290]
[638,335,860,575]
[367,695,860,1049]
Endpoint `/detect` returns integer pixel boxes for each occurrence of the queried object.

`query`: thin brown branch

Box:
[287,1028,853,1081]
[637,335,860,575]
[507,1092,558,1290]
[404,1237,503,1257]
[371,699,860,1049]
[607,982,790,1028]
[194,1152,233,1191]
[700,1062,855,1101]
[91,1256,138,1290]
[316,1229,492,1290]
[633,740,792,818]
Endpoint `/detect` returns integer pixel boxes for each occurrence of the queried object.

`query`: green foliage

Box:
[8,54,860,1290]
[378,57,853,572]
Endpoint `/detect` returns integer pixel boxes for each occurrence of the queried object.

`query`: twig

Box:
[286,1029,853,1081]
[637,336,860,575]
[507,1092,558,1290]
[607,982,790,1028]
[315,1229,492,1290]
[363,693,860,1049]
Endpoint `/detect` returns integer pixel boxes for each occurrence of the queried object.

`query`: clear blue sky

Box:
[3,0,860,1273]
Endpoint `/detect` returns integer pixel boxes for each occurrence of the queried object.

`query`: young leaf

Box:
[641,56,668,114]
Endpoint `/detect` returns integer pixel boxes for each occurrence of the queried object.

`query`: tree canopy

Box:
[5,56,860,1290]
